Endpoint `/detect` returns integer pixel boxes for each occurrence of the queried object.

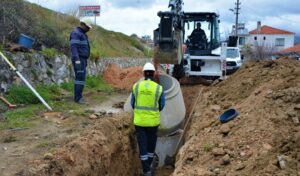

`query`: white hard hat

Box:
[143,63,155,71]
[80,19,93,29]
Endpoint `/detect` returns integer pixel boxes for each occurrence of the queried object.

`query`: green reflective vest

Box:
[133,79,163,127]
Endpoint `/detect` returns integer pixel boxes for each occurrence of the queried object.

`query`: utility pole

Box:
[234,0,241,36]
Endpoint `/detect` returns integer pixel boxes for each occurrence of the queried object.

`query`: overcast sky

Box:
[26,0,300,38]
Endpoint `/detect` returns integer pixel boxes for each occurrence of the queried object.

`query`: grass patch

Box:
[49,100,84,112]
[6,84,61,104]
[3,136,18,143]
[60,81,74,92]
[36,139,56,148]
[48,147,57,154]
[0,105,41,130]
[1,75,113,130]
[61,75,113,93]
[1,0,149,59]
[203,143,214,152]
[86,75,113,92]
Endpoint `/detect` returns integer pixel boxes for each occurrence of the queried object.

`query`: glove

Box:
[74,58,81,70]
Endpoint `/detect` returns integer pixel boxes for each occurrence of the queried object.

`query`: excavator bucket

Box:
[154,30,183,64]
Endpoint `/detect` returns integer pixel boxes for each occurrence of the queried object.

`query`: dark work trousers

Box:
[135,125,159,173]
[72,58,87,102]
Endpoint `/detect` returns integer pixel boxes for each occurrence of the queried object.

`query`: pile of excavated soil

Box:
[24,115,140,176]
[103,64,143,91]
[173,58,300,176]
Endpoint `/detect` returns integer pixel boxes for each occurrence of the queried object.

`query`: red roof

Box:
[280,44,300,53]
[250,25,294,35]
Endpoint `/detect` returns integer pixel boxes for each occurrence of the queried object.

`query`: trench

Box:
[26,75,202,176]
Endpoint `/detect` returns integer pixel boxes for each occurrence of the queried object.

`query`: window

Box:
[275,38,285,46]
[254,36,257,40]
[226,49,239,58]
[239,37,246,45]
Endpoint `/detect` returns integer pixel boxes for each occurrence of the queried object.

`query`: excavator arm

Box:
[154,0,184,65]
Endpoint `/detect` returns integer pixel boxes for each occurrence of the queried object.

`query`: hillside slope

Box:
[0,0,148,59]
[173,58,300,175]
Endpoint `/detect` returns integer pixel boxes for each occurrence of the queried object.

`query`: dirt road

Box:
[0,92,133,176]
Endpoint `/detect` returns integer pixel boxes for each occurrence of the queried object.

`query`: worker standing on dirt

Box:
[131,63,165,176]
[69,20,92,104]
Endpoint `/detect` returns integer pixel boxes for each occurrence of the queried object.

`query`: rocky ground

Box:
[173,58,300,176]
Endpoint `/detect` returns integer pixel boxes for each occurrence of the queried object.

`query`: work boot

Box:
[75,98,86,104]
[150,165,156,176]
[142,171,151,176]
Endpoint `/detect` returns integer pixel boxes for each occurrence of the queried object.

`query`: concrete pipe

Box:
[124,74,186,136]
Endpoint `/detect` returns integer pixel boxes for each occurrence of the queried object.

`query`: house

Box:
[277,44,300,60]
[248,21,295,52]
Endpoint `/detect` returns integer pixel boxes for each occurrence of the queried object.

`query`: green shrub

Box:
[41,48,58,59]
[144,48,153,58]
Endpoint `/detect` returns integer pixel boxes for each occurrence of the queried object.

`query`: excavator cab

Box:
[184,12,221,56]
[154,1,226,81]
[154,11,221,63]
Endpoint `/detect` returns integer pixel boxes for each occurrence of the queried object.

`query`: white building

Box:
[230,23,249,48]
[248,22,295,52]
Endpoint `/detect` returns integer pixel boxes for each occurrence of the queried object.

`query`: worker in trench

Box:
[131,63,166,176]
[69,20,92,104]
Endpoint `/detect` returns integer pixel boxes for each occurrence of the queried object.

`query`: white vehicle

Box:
[225,47,243,74]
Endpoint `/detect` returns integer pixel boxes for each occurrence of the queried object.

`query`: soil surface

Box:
[173,58,300,176]
[103,64,143,91]
[18,82,201,176]
[0,92,133,176]
[2,59,299,176]
[25,115,140,176]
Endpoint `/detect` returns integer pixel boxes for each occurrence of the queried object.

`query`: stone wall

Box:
[0,51,151,92]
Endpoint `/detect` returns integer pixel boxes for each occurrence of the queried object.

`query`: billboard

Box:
[79,6,101,17]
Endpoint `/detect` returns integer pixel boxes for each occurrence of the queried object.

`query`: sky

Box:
[26,0,300,38]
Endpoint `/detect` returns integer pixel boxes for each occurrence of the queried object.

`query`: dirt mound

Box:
[173,59,300,176]
[103,64,143,91]
[25,115,140,176]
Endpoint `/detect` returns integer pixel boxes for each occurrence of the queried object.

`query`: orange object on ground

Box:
[0,96,17,109]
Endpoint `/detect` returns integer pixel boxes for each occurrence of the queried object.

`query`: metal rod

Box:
[0,51,53,111]
[0,52,16,70]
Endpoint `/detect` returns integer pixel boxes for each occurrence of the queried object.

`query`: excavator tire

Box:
[172,63,185,80]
